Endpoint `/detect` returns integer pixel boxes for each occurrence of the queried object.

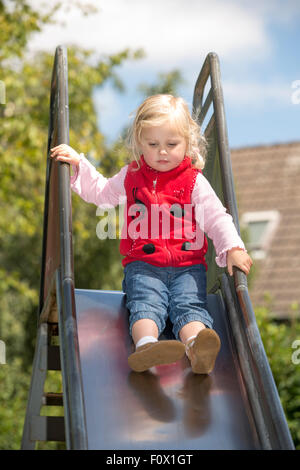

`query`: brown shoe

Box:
[186,329,221,374]
[128,340,186,373]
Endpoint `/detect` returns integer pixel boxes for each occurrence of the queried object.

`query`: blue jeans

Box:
[122,261,213,340]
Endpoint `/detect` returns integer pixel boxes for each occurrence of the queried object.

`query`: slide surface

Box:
[75,288,259,450]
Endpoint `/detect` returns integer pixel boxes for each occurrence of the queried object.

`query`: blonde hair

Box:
[126,94,207,170]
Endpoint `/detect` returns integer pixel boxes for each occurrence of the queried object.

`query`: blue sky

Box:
[29,0,300,149]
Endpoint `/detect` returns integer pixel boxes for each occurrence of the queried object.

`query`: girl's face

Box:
[139,121,187,172]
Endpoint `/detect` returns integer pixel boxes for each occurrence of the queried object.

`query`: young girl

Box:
[50,94,252,375]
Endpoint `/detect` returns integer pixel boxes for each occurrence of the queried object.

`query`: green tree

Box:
[0,0,141,449]
[255,302,300,449]
[0,0,182,450]
[138,69,185,97]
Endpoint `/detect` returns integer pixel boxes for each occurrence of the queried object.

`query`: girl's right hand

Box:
[50,144,81,166]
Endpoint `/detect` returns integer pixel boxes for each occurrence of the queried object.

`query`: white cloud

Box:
[26,0,300,145]
[223,80,292,108]
[241,0,300,25]
[28,0,272,68]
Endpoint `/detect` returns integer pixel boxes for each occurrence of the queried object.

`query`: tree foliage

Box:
[255,302,300,449]
[0,0,141,449]
[138,69,185,97]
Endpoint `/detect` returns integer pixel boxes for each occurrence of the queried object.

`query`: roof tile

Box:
[230,141,300,318]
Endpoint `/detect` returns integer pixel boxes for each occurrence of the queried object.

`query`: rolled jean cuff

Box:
[172,312,213,340]
[129,311,165,338]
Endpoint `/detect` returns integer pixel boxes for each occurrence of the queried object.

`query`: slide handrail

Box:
[193,52,294,449]
[39,45,88,449]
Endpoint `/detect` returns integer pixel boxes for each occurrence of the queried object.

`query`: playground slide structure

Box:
[21,46,294,450]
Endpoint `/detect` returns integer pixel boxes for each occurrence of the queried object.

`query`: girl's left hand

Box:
[50,144,81,166]
[227,248,253,276]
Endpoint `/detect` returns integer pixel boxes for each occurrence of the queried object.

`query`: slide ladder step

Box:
[30,416,65,442]
[42,392,64,406]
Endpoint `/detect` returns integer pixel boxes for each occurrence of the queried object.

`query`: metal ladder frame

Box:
[21,46,87,450]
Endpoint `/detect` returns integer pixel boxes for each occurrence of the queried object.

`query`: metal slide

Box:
[74,288,258,449]
[22,47,294,450]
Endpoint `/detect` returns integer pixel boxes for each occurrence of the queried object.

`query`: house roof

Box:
[230,141,300,318]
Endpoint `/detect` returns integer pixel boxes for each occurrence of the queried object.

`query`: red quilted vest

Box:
[120,155,208,268]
